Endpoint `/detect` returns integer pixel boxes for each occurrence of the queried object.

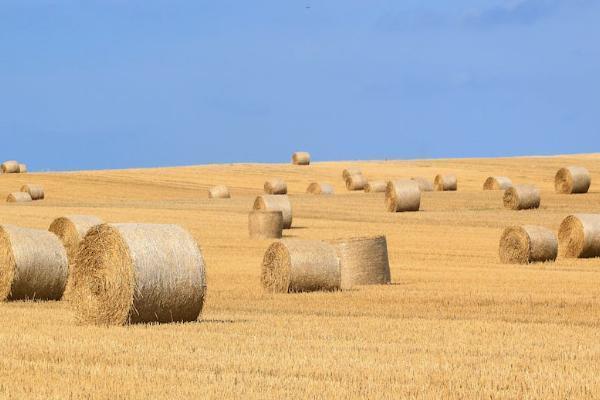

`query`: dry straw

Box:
[18,164,27,173]
[7,192,32,203]
[555,166,591,194]
[483,176,513,190]
[346,174,368,191]
[306,182,334,195]
[264,179,288,195]
[411,177,433,192]
[342,168,362,181]
[364,180,387,193]
[558,214,600,258]
[71,223,207,325]
[499,225,557,264]
[49,215,103,300]
[503,184,540,210]
[0,225,68,301]
[208,185,231,199]
[385,180,421,212]
[248,211,283,239]
[434,174,457,191]
[21,184,44,200]
[253,195,293,229]
[1,161,19,173]
[330,235,391,290]
[292,152,311,165]
[261,239,340,292]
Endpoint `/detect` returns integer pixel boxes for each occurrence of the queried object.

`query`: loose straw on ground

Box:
[306,182,334,195]
[71,223,207,325]
[264,179,288,195]
[292,152,311,165]
[434,174,457,191]
[364,181,387,193]
[503,184,540,210]
[346,174,368,191]
[411,177,433,192]
[253,195,293,229]
[499,225,557,264]
[21,184,44,200]
[385,180,421,212]
[208,185,231,199]
[7,192,31,203]
[484,176,513,190]
[558,214,600,258]
[248,211,283,239]
[555,166,591,194]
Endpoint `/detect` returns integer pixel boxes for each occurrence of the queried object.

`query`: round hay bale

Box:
[253,195,293,229]
[342,168,362,181]
[345,174,368,191]
[7,192,32,203]
[208,185,231,199]
[555,166,591,194]
[292,152,311,165]
[0,225,68,301]
[20,184,44,200]
[264,179,288,195]
[499,225,558,264]
[71,223,207,325]
[1,161,19,173]
[261,239,340,293]
[364,180,387,193]
[483,176,513,190]
[503,184,540,210]
[411,177,433,192]
[248,211,283,239]
[48,215,103,300]
[433,174,457,191]
[385,180,421,212]
[306,182,334,195]
[330,235,391,290]
[558,214,600,258]
[18,164,27,173]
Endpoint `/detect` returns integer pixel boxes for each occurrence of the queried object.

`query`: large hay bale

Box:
[253,195,293,229]
[411,177,433,192]
[292,152,311,165]
[208,185,231,199]
[364,180,387,193]
[0,225,68,301]
[20,184,44,200]
[330,235,391,290]
[18,164,27,173]
[558,214,600,258]
[483,176,513,190]
[7,192,32,203]
[48,215,103,300]
[71,223,207,325]
[433,174,457,191]
[264,179,288,195]
[342,168,362,181]
[1,161,19,173]
[261,239,340,292]
[499,225,557,264]
[248,211,283,239]
[345,174,368,191]
[555,166,591,194]
[503,184,540,210]
[306,182,334,195]
[385,180,421,212]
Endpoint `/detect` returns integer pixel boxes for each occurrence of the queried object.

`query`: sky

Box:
[0,0,599,171]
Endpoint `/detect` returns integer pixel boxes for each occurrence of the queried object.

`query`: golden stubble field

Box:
[0,154,599,399]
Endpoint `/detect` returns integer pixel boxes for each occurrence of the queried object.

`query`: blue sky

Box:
[1,0,598,171]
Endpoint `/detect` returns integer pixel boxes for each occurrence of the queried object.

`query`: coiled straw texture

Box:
[499,225,557,264]
[483,176,513,190]
[503,184,540,210]
[264,179,288,195]
[253,195,293,229]
[1,161,19,173]
[7,192,32,203]
[345,174,368,191]
[21,184,44,200]
[306,182,334,195]
[558,214,600,258]
[385,180,421,212]
[434,175,457,191]
[364,181,387,193]
[555,166,591,194]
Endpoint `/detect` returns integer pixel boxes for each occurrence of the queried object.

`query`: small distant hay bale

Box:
[555,166,591,194]
[253,195,293,229]
[503,184,540,210]
[483,176,513,190]
[20,184,44,200]
[345,174,368,191]
[385,180,421,212]
[208,185,231,199]
[330,235,391,290]
[0,225,68,301]
[264,179,288,195]
[248,211,283,239]
[411,177,433,192]
[1,161,19,173]
[306,182,334,195]
[261,239,340,292]
[71,223,207,325]
[433,174,457,191]
[7,192,32,203]
[558,214,600,258]
[18,164,27,173]
[499,225,557,264]
[342,168,362,181]
[48,215,103,300]
[364,180,387,193]
[292,152,311,165]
